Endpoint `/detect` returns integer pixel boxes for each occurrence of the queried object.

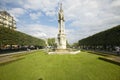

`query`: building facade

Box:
[0,11,16,30]
[57,3,67,49]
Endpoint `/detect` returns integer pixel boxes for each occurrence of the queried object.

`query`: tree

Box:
[78,25,120,50]
[47,38,57,48]
[0,26,46,49]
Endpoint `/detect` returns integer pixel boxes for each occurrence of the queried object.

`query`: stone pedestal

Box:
[48,49,80,54]
[55,49,68,52]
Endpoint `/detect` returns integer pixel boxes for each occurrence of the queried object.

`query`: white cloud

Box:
[29,12,42,20]
[111,0,120,7]
[8,8,26,21]
[23,0,58,16]
[17,24,58,39]
[19,0,120,43]
[1,0,120,43]
[46,11,56,16]
[8,8,25,17]
[17,23,76,44]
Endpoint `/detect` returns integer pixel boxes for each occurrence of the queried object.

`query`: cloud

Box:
[8,8,25,17]
[111,0,120,7]
[8,8,26,21]
[23,0,58,17]
[29,12,42,20]
[17,23,75,44]
[17,24,58,39]
[1,0,120,43]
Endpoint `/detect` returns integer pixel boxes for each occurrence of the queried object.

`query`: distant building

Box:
[0,10,16,30]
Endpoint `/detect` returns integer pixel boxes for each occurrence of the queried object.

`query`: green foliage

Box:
[0,26,45,47]
[47,38,57,47]
[79,25,120,46]
[66,40,71,48]
[0,50,120,80]
[72,42,79,48]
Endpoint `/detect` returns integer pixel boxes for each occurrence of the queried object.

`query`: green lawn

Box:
[0,50,120,80]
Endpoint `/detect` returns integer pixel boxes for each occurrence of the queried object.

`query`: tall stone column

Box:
[57,3,66,50]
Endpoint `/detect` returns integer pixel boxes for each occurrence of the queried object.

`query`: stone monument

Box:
[57,3,66,50]
[48,3,80,54]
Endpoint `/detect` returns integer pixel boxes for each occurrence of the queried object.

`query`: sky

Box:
[0,0,120,44]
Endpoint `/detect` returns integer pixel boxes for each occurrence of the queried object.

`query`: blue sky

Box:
[0,0,120,44]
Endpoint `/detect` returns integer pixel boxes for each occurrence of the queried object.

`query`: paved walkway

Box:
[0,51,27,57]
[87,50,120,64]
[100,55,120,63]
[0,50,38,64]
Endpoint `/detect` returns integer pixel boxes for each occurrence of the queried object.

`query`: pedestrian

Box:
[115,47,120,55]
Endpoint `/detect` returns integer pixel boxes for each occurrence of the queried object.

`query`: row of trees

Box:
[78,25,120,51]
[0,26,46,50]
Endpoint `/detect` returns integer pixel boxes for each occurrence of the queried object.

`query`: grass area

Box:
[0,50,120,80]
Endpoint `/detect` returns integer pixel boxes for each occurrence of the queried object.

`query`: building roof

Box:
[0,11,11,16]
